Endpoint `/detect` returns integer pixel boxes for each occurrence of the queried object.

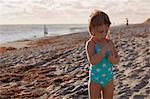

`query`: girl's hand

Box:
[107,47,119,64]
[105,40,120,64]
[101,40,113,53]
[108,51,116,59]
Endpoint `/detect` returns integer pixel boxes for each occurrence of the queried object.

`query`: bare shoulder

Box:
[85,38,95,50]
[106,39,113,43]
[85,38,95,61]
[106,39,114,45]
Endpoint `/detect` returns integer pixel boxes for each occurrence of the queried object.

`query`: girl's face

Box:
[92,25,109,41]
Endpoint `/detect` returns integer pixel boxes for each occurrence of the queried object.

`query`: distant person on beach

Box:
[44,25,48,37]
[126,18,129,25]
[85,10,120,99]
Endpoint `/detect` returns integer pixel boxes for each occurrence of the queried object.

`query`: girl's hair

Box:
[88,9,111,35]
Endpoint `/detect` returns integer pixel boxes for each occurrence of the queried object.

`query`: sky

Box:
[0,0,150,25]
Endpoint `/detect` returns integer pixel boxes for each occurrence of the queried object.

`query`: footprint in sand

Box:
[131,80,148,92]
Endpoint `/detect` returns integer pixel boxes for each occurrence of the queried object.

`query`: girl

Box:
[85,10,120,99]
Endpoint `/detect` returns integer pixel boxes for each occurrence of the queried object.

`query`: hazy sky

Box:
[0,0,150,25]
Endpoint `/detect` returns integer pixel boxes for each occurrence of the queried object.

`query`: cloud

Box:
[0,0,150,24]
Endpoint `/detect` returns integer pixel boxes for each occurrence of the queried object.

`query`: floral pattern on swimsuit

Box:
[89,43,113,88]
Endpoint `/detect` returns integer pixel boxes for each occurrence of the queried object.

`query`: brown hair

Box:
[88,10,111,35]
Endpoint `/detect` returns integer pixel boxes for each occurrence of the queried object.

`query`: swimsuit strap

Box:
[95,43,100,53]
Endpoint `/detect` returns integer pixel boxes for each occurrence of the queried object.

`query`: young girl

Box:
[85,10,120,99]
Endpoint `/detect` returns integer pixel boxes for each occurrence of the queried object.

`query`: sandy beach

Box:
[0,22,150,99]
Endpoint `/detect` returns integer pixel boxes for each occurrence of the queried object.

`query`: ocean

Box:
[0,24,87,44]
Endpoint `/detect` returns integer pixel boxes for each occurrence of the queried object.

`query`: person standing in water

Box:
[44,25,48,37]
[85,9,120,99]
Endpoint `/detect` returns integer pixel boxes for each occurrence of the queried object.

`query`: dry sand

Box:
[0,24,150,99]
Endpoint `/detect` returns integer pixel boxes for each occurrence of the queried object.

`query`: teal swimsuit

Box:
[89,43,113,88]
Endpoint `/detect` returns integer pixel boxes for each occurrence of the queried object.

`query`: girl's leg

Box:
[102,79,114,99]
[88,81,102,99]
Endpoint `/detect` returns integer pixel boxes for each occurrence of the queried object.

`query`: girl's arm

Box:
[107,41,120,64]
[85,40,110,65]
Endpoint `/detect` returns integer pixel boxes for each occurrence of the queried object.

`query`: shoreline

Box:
[0,39,32,48]
[0,30,88,46]
[0,31,89,53]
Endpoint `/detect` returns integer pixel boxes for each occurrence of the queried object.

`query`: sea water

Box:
[0,24,87,44]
